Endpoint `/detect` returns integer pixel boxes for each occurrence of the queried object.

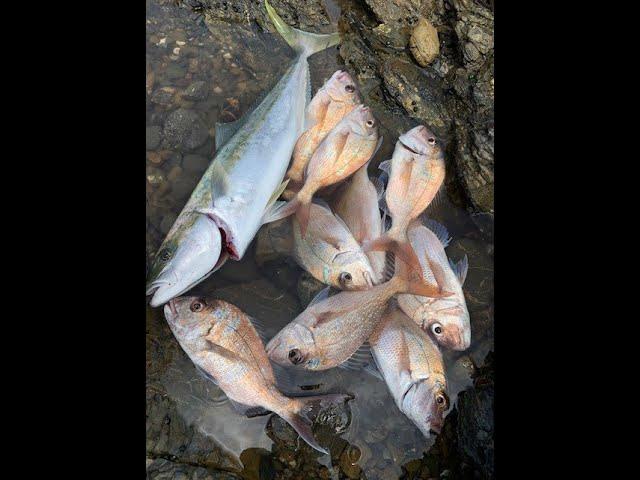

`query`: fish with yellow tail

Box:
[145,0,341,307]
[265,257,453,372]
[272,104,380,238]
[164,297,352,455]
[369,304,449,436]
[363,125,445,281]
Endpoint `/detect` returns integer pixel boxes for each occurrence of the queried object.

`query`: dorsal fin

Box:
[449,254,469,285]
[378,159,391,174]
[421,216,451,247]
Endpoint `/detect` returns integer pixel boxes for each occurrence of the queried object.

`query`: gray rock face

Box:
[147,126,163,150]
[164,108,209,151]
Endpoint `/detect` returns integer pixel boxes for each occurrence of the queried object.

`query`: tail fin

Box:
[392,257,453,298]
[296,197,312,238]
[280,393,353,454]
[265,1,340,58]
[363,229,423,276]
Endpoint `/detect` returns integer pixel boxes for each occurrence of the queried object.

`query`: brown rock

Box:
[409,18,440,66]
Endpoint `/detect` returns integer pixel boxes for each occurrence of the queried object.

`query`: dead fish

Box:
[369,304,449,436]
[331,163,386,282]
[287,70,361,185]
[363,125,445,283]
[397,219,471,350]
[266,256,452,371]
[164,296,352,454]
[293,201,376,290]
[272,105,380,238]
[145,0,341,307]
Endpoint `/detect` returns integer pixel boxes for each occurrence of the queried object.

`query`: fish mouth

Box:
[398,138,423,155]
[163,299,178,321]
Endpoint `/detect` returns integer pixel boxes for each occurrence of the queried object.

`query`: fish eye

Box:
[159,249,172,262]
[366,119,375,127]
[288,348,304,365]
[345,84,355,93]
[339,272,353,287]
[431,323,443,335]
[190,299,205,312]
[427,137,436,145]
[435,391,449,410]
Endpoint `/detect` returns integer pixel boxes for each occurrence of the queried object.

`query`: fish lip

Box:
[398,139,422,155]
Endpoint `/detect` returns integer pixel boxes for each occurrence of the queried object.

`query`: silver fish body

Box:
[146,1,340,307]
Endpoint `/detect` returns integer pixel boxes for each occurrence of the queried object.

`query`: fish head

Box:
[332,251,377,289]
[146,215,223,307]
[398,125,443,159]
[324,70,360,104]
[403,378,449,437]
[347,105,378,139]
[265,322,322,370]
[163,296,215,340]
[420,301,471,350]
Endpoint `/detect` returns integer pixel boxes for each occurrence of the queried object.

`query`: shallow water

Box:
[146,1,494,478]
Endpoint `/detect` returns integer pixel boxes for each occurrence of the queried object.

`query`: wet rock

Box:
[255,218,293,266]
[409,17,440,67]
[147,126,163,150]
[146,458,240,480]
[151,87,177,106]
[184,80,209,100]
[146,389,242,472]
[339,445,362,479]
[166,63,187,81]
[239,448,276,480]
[183,153,210,173]
[164,108,210,151]
[167,165,183,182]
[160,212,178,235]
[296,271,326,308]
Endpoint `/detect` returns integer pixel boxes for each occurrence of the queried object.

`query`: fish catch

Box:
[369,304,449,436]
[286,70,361,186]
[164,296,352,454]
[273,104,380,238]
[146,0,341,307]
[266,256,452,371]
[292,201,376,290]
[363,125,445,281]
[331,163,386,282]
[397,220,471,350]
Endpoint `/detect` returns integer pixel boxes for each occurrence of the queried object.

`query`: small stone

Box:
[183,81,208,101]
[146,167,165,186]
[157,37,166,46]
[163,108,209,151]
[167,165,183,182]
[146,151,163,165]
[146,126,162,150]
[176,40,186,46]
[213,86,223,94]
[173,47,180,55]
[223,52,232,60]
[182,154,209,173]
[409,18,440,66]
[165,63,186,81]
[151,87,176,106]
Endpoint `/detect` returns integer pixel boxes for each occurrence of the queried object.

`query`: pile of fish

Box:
[146,1,470,455]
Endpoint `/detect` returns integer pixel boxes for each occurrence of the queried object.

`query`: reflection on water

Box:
[146,1,493,479]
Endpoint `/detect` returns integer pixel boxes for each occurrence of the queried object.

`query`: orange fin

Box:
[296,198,313,239]
[393,257,454,299]
[265,196,300,223]
[363,234,422,278]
